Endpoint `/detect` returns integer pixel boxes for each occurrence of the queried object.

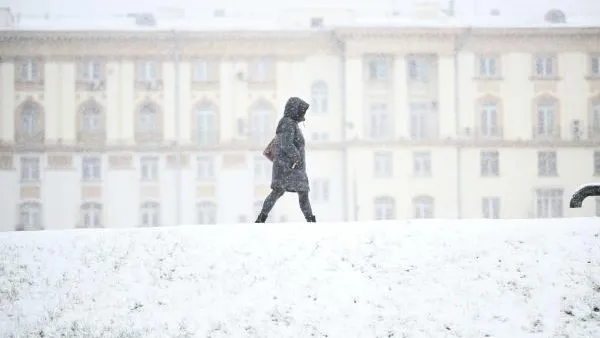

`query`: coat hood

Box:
[283,97,309,122]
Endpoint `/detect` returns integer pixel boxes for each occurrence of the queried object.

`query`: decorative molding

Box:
[47,153,73,169]
[82,185,102,199]
[196,185,215,197]
[20,186,41,199]
[108,153,133,169]
[0,153,14,170]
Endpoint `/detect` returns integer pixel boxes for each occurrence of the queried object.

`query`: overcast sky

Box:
[1,0,598,18]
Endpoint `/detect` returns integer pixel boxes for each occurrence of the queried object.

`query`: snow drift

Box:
[1,218,600,337]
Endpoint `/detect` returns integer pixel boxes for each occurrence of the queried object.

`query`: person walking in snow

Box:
[255,97,316,223]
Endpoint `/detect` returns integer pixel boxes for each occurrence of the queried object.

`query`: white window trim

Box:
[138,60,159,82]
[412,151,431,176]
[535,56,555,77]
[413,197,434,219]
[197,202,217,224]
[407,57,430,82]
[478,57,498,77]
[480,102,499,137]
[193,59,209,82]
[197,156,215,181]
[80,203,103,228]
[374,197,395,220]
[537,151,557,176]
[19,59,37,82]
[311,82,328,113]
[311,179,330,202]
[480,151,499,176]
[82,60,101,81]
[591,55,600,76]
[19,202,43,230]
[368,58,388,80]
[20,156,40,182]
[140,156,159,181]
[482,197,500,219]
[535,188,563,218]
[140,202,160,227]
[82,156,102,181]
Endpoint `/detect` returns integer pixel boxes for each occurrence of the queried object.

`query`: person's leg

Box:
[255,189,285,223]
[298,191,316,222]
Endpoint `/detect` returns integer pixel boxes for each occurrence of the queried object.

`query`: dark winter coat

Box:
[271,97,310,192]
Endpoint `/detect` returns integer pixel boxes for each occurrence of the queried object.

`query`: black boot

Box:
[255,213,267,223]
[306,215,316,223]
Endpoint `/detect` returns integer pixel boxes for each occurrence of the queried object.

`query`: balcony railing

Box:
[532,127,561,141]
[475,126,504,140]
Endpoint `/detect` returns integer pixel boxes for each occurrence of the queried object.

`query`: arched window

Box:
[310,81,328,113]
[18,202,43,231]
[374,196,395,220]
[535,96,557,138]
[479,98,500,138]
[140,201,160,227]
[249,100,275,145]
[194,102,218,146]
[20,101,41,137]
[80,202,103,228]
[412,195,434,219]
[197,201,217,224]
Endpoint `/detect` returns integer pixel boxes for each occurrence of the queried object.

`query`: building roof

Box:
[1,3,599,32]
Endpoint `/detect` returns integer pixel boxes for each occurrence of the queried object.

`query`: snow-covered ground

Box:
[1,218,599,338]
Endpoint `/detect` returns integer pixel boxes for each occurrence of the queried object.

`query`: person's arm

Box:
[278,120,301,166]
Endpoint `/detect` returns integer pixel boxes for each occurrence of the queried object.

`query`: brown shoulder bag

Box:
[263,137,276,162]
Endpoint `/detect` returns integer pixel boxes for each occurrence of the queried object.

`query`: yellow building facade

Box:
[0,9,599,231]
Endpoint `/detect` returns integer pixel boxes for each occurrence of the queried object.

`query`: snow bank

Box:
[1,218,600,337]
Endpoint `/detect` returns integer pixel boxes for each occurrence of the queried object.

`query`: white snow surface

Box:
[1,218,600,337]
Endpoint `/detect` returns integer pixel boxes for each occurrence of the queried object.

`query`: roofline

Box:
[1,26,599,41]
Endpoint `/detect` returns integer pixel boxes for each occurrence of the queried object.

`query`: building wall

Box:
[0,29,599,231]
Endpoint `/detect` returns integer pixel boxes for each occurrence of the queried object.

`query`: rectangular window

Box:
[478,56,498,77]
[536,188,563,218]
[409,102,435,140]
[412,151,431,176]
[407,55,432,81]
[193,59,209,82]
[140,156,159,181]
[367,56,388,80]
[373,151,393,177]
[197,156,215,180]
[538,151,557,176]
[591,55,600,77]
[249,58,273,82]
[18,59,38,82]
[82,156,102,181]
[137,60,159,81]
[20,156,40,182]
[369,103,391,140]
[482,197,500,219]
[480,151,499,176]
[254,156,271,183]
[311,179,330,202]
[534,55,556,77]
[80,60,102,81]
